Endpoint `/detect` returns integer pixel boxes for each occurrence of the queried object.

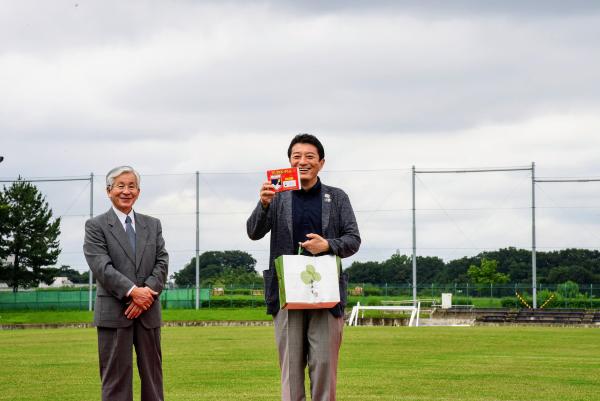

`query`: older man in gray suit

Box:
[84,166,168,401]
[247,134,361,401]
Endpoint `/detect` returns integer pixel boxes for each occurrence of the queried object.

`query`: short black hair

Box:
[287,133,325,160]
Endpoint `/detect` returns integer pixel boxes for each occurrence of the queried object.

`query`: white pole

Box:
[532,162,537,308]
[195,171,200,309]
[89,172,94,311]
[412,165,417,305]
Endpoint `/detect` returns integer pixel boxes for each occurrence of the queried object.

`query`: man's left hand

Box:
[301,233,330,255]
[125,302,144,319]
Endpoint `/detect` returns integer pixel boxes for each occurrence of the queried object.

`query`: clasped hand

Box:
[125,286,158,319]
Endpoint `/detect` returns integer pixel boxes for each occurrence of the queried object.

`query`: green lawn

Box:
[1,326,599,401]
[0,308,271,325]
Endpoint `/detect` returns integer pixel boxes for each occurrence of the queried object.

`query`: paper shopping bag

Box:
[274,254,341,309]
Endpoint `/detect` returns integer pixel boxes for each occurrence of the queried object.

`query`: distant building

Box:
[39,276,74,288]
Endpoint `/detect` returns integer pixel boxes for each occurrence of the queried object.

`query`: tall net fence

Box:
[2,167,600,310]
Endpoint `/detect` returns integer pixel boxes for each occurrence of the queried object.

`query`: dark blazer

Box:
[84,208,169,328]
[247,183,361,317]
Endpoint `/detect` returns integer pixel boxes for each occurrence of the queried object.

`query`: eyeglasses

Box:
[112,184,139,191]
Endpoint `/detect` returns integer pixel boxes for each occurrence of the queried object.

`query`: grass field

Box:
[1,325,599,401]
[0,308,421,324]
[0,308,271,325]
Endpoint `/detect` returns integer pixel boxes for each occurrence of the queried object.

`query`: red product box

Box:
[267,167,301,192]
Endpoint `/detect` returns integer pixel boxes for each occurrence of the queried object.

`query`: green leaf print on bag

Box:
[301,264,322,297]
[301,264,322,284]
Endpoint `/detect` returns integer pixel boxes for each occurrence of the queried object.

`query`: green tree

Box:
[54,265,89,284]
[207,268,262,287]
[172,250,257,286]
[467,258,510,285]
[345,253,443,285]
[0,180,61,291]
[344,260,384,284]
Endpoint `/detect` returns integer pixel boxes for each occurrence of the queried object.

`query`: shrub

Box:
[557,281,580,298]
[362,285,382,296]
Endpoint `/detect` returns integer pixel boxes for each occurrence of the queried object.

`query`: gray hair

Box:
[106,166,141,189]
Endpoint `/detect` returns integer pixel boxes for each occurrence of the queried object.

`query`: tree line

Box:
[344,247,600,285]
[173,246,600,287]
[172,250,261,287]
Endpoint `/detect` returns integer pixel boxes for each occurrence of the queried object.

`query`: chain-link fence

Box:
[1,282,598,311]
[3,169,600,313]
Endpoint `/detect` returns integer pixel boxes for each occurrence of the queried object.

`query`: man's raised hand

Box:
[260,181,276,208]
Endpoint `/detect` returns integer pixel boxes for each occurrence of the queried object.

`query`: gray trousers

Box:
[274,309,344,401]
[97,321,163,401]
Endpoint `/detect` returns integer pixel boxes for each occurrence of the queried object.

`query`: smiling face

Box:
[289,142,325,190]
[107,172,140,214]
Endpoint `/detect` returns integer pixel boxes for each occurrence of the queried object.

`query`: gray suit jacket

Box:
[247,183,360,316]
[84,208,169,328]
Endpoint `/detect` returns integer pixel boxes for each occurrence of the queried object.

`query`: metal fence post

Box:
[195,171,200,309]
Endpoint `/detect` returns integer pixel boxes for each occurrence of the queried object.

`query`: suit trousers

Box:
[274,309,344,401]
[97,320,163,401]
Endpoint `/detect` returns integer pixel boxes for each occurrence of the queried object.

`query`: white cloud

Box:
[1,1,600,275]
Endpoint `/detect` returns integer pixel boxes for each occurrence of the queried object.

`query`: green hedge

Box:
[194,298,264,308]
[164,295,264,309]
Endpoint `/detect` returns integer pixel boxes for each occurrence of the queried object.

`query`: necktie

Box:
[125,215,136,253]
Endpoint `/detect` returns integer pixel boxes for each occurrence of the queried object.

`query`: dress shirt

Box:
[112,206,137,297]
[292,178,323,255]
[112,206,136,233]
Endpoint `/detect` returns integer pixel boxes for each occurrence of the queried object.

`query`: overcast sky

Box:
[1,1,600,277]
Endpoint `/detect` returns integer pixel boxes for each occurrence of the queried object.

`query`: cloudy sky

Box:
[2,1,600,278]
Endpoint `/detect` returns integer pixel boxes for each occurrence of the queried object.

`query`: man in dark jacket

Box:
[247,134,361,401]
